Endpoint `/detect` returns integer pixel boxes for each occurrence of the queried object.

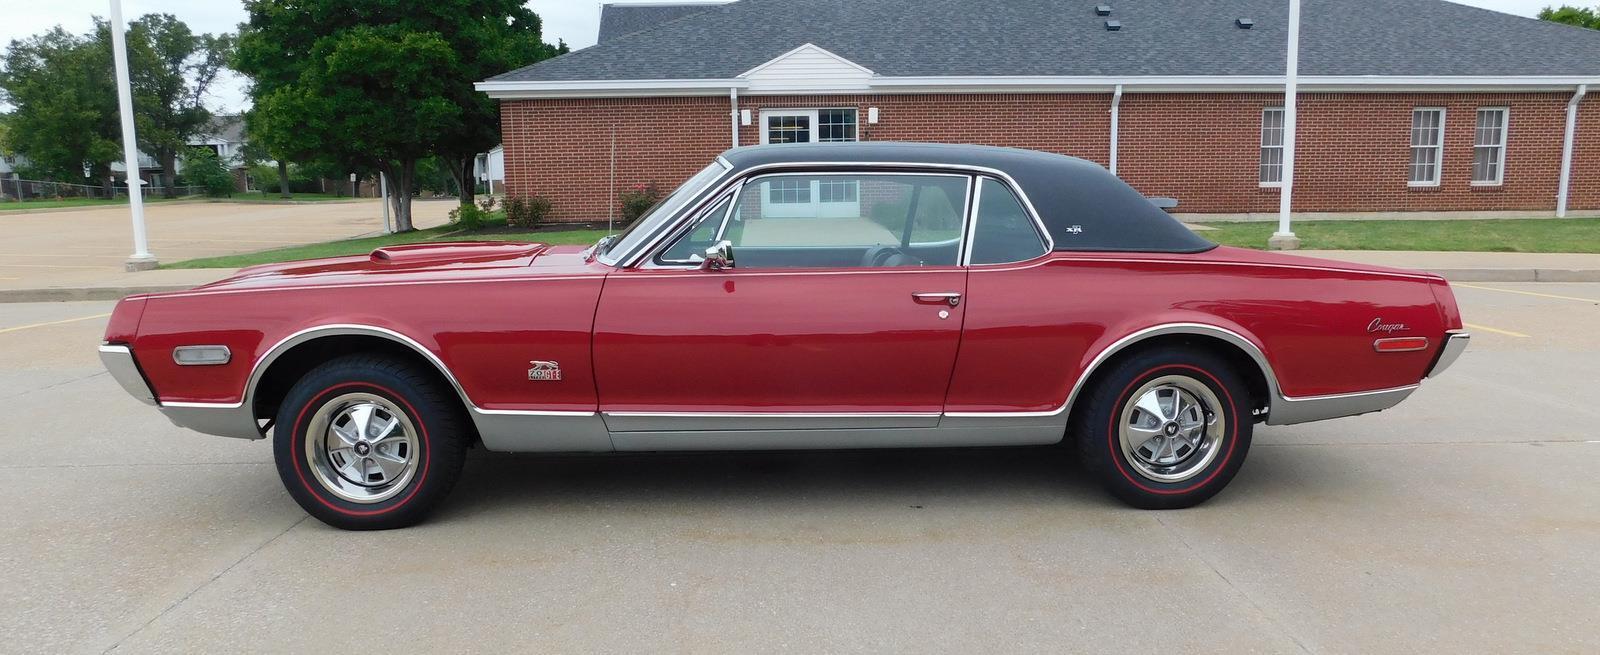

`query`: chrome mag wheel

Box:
[1118,375,1227,483]
[304,393,420,504]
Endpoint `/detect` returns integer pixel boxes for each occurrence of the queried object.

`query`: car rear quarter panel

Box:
[130,273,605,412]
[944,252,1445,412]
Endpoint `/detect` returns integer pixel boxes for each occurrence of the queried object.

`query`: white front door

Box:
[760,109,860,218]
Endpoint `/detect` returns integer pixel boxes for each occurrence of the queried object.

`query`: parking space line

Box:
[1456,284,1600,304]
[0,313,112,335]
[1464,322,1531,338]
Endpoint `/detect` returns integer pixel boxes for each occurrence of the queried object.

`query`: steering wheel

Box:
[861,245,916,268]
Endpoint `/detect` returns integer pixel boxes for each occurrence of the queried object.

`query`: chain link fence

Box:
[0,176,203,202]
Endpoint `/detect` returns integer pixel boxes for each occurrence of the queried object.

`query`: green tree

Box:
[235,0,565,229]
[429,3,566,208]
[119,14,234,198]
[0,27,120,190]
[181,146,235,197]
[1539,5,1600,28]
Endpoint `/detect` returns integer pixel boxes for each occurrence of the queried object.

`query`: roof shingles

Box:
[491,0,1600,83]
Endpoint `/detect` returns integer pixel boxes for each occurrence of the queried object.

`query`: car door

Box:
[593,170,973,434]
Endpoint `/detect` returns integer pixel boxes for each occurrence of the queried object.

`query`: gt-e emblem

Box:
[1367,318,1410,334]
[527,360,562,381]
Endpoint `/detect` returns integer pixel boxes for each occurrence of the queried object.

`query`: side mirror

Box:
[700,240,735,271]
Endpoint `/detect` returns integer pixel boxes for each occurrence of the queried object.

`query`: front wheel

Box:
[1074,347,1253,509]
[273,355,468,530]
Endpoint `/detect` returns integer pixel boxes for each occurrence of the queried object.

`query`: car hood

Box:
[184,241,598,294]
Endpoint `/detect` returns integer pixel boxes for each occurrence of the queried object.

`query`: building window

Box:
[818,178,857,203]
[818,109,857,142]
[761,109,858,145]
[1260,107,1285,186]
[1473,108,1508,186]
[767,177,811,204]
[1409,108,1445,187]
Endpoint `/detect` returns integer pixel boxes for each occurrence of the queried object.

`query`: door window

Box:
[659,173,969,269]
[968,177,1048,265]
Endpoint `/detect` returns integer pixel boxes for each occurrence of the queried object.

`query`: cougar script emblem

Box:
[527,361,562,381]
[1367,319,1409,334]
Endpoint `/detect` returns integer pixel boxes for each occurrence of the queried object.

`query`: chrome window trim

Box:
[595,159,733,267]
[963,175,1052,266]
[649,185,743,267]
[641,169,975,270]
[617,160,1050,268]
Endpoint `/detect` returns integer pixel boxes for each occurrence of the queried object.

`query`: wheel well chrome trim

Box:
[243,324,597,419]
[943,322,1282,420]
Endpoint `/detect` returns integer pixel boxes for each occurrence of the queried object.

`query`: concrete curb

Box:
[4,268,1597,304]
[0,285,200,303]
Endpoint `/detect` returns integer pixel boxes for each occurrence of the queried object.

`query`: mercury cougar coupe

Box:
[100,143,1469,530]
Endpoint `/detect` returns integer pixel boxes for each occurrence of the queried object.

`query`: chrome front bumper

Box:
[98,344,156,405]
[1426,330,1470,378]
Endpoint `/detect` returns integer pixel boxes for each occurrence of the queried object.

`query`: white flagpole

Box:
[110,0,157,270]
[1271,0,1303,250]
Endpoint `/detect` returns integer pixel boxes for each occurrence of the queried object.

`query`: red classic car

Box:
[100,143,1468,530]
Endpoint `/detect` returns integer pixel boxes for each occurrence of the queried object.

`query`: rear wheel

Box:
[1074,347,1253,509]
[273,355,468,530]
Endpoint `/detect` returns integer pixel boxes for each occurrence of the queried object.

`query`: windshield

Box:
[596,160,730,266]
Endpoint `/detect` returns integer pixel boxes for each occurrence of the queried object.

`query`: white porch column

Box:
[730,87,740,147]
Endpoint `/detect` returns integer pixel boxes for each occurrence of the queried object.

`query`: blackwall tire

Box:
[1074,347,1253,509]
[273,355,468,530]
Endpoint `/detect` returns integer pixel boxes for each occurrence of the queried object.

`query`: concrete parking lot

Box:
[1,283,1597,653]
[0,200,452,291]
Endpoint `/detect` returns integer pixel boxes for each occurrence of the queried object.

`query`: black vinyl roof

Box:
[722,142,1215,254]
[493,0,1600,83]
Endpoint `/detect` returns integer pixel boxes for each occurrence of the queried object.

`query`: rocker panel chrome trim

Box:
[609,424,1062,452]
[603,411,940,432]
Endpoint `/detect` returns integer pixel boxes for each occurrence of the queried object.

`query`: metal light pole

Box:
[110,0,157,270]
[1269,0,1303,251]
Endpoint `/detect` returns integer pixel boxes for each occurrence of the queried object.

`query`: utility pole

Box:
[1269,0,1303,250]
[111,0,157,270]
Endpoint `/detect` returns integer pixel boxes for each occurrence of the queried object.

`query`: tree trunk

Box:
[451,157,474,208]
[160,149,179,199]
[102,174,116,199]
[276,160,292,199]
[386,159,417,232]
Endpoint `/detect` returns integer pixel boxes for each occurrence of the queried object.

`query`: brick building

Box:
[477,0,1600,222]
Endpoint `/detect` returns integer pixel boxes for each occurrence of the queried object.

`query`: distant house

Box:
[186,114,251,191]
[478,0,1600,222]
[474,145,506,194]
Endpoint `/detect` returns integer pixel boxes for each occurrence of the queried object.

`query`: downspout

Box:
[730,87,740,148]
[1109,84,1123,175]
[1557,84,1587,218]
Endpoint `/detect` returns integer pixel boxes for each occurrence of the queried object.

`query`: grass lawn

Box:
[165,225,611,269]
[1197,218,1600,253]
[0,196,190,211]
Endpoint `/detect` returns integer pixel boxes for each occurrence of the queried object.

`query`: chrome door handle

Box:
[912,292,962,307]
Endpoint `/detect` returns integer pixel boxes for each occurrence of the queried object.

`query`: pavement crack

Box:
[100,515,309,653]
[0,370,108,401]
[1153,515,1314,655]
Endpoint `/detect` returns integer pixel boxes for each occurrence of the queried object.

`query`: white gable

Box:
[739,43,875,92]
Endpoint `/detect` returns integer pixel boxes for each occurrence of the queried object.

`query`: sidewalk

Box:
[3,249,1597,303]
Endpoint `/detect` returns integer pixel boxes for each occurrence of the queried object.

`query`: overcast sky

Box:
[0,0,1570,112]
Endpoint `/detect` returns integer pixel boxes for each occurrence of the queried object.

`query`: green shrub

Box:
[182,147,235,197]
[619,183,662,225]
[505,194,552,228]
[448,204,490,231]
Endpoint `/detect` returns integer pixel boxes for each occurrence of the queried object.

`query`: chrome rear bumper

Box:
[98,344,156,405]
[1427,330,1470,378]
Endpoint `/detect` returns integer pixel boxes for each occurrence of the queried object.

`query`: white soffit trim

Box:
[476,75,1600,99]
